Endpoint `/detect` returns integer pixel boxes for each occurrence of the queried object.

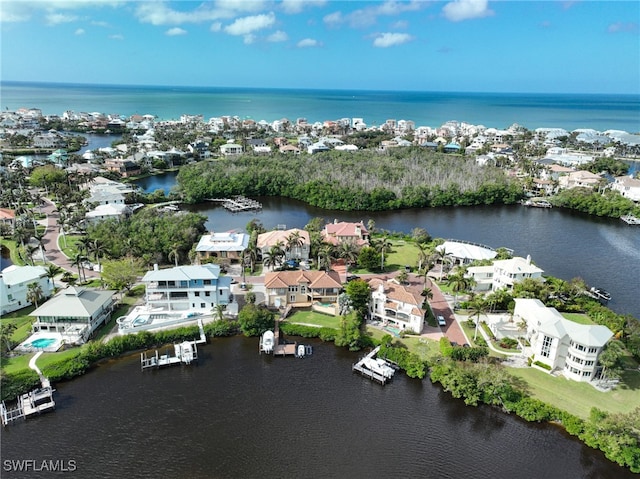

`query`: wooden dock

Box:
[206,196,262,212]
[260,309,312,358]
[352,346,396,386]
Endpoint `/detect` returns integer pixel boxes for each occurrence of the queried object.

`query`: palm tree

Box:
[421,287,433,308]
[468,296,489,341]
[436,247,453,281]
[168,242,181,267]
[244,242,259,274]
[447,269,470,308]
[285,230,304,260]
[24,244,39,266]
[374,235,392,272]
[26,282,44,308]
[71,253,87,283]
[1,322,17,353]
[317,243,335,271]
[45,263,62,290]
[336,239,360,273]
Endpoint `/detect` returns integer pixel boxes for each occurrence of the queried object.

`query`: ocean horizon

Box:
[2,80,639,133]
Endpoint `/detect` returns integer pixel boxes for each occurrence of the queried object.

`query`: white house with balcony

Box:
[29,286,115,344]
[141,264,231,313]
[492,255,544,290]
[514,298,613,382]
[369,278,425,334]
[1,265,53,315]
[467,255,544,292]
[611,176,640,202]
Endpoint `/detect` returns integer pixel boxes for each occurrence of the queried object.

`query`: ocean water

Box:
[1,81,639,132]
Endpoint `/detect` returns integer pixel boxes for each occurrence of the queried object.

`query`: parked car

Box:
[437,315,446,327]
[346,275,360,282]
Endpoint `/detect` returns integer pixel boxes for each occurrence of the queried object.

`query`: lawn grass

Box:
[58,234,84,259]
[1,306,37,344]
[0,353,34,375]
[385,239,420,272]
[93,285,145,341]
[36,348,82,370]
[561,312,594,325]
[509,367,640,419]
[287,310,341,329]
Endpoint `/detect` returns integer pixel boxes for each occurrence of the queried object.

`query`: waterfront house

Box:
[557,170,602,190]
[436,240,498,267]
[0,207,16,233]
[141,264,231,313]
[85,203,132,224]
[0,265,53,315]
[514,298,613,382]
[257,228,311,262]
[611,176,640,202]
[30,286,115,344]
[369,278,425,334]
[195,231,249,264]
[104,158,141,178]
[467,255,544,292]
[220,141,243,156]
[321,220,369,247]
[264,270,342,313]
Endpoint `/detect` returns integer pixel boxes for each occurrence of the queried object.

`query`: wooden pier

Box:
[260,310,312,358]
[352,346,396,386]
[206,196,262,212]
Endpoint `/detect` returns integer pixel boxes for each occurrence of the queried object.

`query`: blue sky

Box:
[1,1,639,94]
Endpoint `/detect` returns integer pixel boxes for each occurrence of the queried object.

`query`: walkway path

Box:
[40,198,98,279]
[28,351,51,388]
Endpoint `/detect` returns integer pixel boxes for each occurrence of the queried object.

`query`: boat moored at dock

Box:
[352,346,397,385]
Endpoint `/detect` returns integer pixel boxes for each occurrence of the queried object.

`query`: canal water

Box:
[1,336,634,479]
[133,172,639,318]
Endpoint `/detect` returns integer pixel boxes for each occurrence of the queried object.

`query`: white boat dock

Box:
[352,346,397,385]
[140,319,206,370]
[207,196,262,212]
[259,315,312,358]
[621,214,640,225]
[1,387,56,426]
[1,352,56,426]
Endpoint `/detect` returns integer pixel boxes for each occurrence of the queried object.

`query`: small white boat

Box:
[296,344,306,358]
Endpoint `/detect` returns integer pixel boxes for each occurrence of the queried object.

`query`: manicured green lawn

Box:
[561,312,594,325]
[0,353,34,374]
[509,367,640,419]
[384,239,420,272]
[1,306,37,344]
[58,234,84,259]
[287,310,341,329]
[93,285,145,341]
[37,348,82,369]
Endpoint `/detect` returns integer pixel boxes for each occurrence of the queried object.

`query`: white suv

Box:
[437,315,446,327]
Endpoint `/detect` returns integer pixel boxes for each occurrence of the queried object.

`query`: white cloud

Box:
[442,0,494,22]
[373,32,413,48]
[1,1,123,24]
[224,12,275,35]
[280,0,326,15]
[323,1,423,29]
[267,30,288,42]
[297,38,321,48]
[46,13,79,26]
[75,28,85,35]
[607,22,639,34]
[210,22,222,32]
[135,1,267,26]
[166,27,187,36]
[109,33,124,40]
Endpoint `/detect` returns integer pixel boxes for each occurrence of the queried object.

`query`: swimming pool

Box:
[30,338,56,348]
[16,332,64,352]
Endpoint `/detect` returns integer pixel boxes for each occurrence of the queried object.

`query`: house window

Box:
[582,371,591,377]
[195,292,200,297]
[205,291,210,297]
[204,280,211,285]
[201,303,205,308]
[289,294,296,302]
[288,286,298,292]
[588,347,597,354]
[585,360,594,366]
[540,335,552,358]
